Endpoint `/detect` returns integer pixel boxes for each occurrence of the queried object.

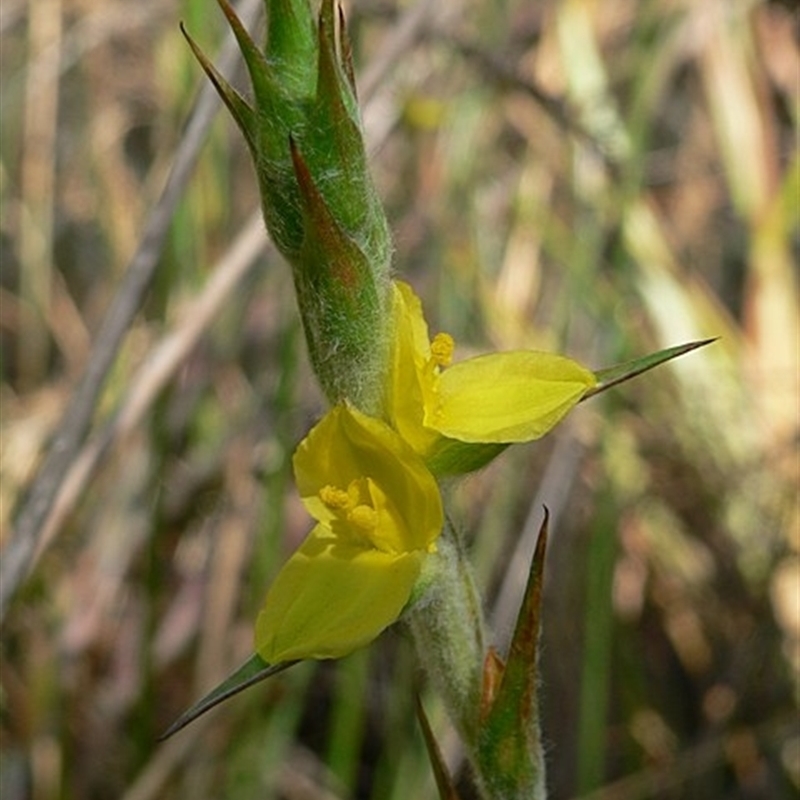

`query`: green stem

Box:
[404,520,485,745]
[405,515,550,800]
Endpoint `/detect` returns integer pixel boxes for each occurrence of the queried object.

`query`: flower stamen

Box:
[430,332,455,368]
[320,485,351,509]
[347,505,379,530]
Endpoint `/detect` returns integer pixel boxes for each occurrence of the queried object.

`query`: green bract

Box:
[184,0,392,414]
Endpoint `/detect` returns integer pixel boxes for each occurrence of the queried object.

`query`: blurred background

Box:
[1,0,797,798]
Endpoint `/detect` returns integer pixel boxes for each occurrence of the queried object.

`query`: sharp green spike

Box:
[180,22,257,153]
[310,5,372,236]
[476,509,549,798]
[416,695,464,800]
[337,2,358,97]
[159,654,298,741]
[585,338,717,400]
[316,0,359,122]
[215,0,279,112]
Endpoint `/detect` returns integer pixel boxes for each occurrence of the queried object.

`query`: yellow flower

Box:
[255,404,443,662]
[386,281,597,471]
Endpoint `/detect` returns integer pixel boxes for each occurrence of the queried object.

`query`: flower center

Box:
[319,480,382,541]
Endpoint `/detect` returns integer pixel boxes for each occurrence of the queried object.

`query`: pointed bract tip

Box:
[180,20,257,150]
[416,695,464,800]
[338,3,358,96]
[584,337,718,401]
[158,656,298,741]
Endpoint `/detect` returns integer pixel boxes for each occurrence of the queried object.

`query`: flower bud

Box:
[184,0,392,413]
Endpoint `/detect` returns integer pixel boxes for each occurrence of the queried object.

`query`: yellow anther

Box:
[319,485,351,510]
[347,504,379,531]
[430,332,454,367]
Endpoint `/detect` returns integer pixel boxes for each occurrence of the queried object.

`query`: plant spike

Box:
[185,0,392,413]
[475,509,549,799]
[159,655,298,741]
[584,338,717,400]
[179,23,258,153]
[416,694,464,800]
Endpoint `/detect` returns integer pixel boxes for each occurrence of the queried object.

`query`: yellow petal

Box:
[385,282,440,455]
[255,525,423,662]
[393,281,431,361]
[431,351,597,443]
[293,404,442,552]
